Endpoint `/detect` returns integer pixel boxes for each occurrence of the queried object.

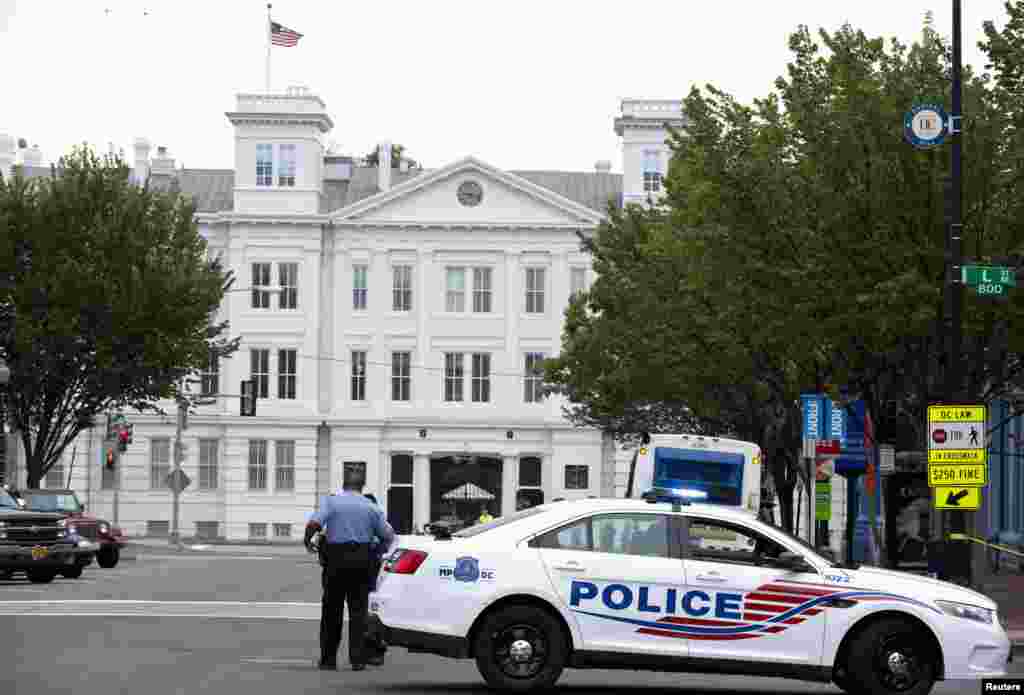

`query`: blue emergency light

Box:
[641,487,692,510]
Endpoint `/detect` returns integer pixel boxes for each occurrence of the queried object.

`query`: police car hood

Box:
[844,565,996,609]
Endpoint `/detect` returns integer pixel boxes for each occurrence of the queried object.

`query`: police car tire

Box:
[473,605,567,692]
[844,617,937,695]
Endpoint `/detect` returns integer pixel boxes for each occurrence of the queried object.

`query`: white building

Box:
[0,90,686,541]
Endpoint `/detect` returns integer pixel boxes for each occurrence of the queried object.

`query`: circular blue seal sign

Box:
[904,103,948,148]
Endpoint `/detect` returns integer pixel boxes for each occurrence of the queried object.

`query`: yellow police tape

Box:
[948,533,1024,559]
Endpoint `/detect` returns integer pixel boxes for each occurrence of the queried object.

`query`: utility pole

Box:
[945,0,969,584]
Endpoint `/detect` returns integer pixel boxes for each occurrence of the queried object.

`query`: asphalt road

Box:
[0,546,1017,695]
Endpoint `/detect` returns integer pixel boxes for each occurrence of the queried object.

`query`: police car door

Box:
[681,516,826,666]
[530,512,686,656]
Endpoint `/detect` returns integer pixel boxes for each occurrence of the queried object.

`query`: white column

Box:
[502,455,517,517]
[413,453,431,532]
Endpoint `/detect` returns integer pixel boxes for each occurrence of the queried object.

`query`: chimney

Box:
[377,141,391,192]
[150,145,176,176]
[133,137,152,184]
[0,134,15,180]
[595,160,612,174]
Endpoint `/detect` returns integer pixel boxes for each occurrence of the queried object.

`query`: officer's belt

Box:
[328,541,369,550]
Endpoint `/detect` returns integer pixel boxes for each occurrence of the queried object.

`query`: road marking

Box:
[240,658,315,665]
[0,600,323,620]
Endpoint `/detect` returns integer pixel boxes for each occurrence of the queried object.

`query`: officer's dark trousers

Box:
[320,542,372,666]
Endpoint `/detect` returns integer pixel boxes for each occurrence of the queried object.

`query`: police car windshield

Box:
[763,521,838,567]
[452,506,549,538]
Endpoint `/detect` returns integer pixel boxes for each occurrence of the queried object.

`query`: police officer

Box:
[305,468,395,671]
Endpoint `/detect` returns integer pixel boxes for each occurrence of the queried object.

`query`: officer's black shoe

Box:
[351,664,366,671]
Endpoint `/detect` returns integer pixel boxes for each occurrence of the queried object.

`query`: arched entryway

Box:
[430,454,502,529]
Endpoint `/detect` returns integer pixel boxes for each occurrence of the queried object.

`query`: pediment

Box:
[329,156,604,226]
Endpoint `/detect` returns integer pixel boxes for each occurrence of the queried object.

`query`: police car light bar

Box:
[641,487,692,506]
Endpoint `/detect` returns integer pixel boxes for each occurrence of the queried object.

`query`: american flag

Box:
[271,21,302,47]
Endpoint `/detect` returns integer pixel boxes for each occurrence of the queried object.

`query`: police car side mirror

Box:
[776,551,813,572]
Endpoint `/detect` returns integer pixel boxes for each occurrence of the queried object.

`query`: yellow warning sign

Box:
[928,449,986,464]
[928,463,987,487]
[927,405,986,423]
[933,486,981,510]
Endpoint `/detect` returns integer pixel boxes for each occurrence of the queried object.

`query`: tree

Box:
[546,13,1024,532]
[0,147,240,488]
[364,143,417,169]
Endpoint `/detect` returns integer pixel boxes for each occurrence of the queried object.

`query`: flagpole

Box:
[265,3,272,93]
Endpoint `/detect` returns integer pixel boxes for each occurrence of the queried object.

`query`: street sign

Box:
[166,468,191,494]
[933,486,981,510]
[928,462,987,486]
[927,404,987,491]
[961,265,1016,298]
[928,449,985,464]
[904,103,948,148]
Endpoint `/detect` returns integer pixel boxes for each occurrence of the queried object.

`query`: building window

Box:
[249,523,268,540]
[198,439,219,490]
[200,351,219,396]
[445,267,466,312]
[277,144,296,187]
[392,265,412,312]
[352,265,368,311]
[278,349,297,400]
[273,523,292,539]
[275,440,295,491]
[524,352,545,403]
[44,459,64,488]
[248,439,268,490]
[256,144,273,186]
[643,149,662,193]
[443,353,464,402]
[150,438,170,489]
[471,353,491,403]
[147,520,170,538]
[351,350,367,401]
[525,268,545,314]
[250,349,270,399]
[519,456,542,487]
[570,267,586,298]
[565,465,589,490]
[195,521,219,540]
[472,267,493,313]
[391,351,411,402]
[251,263,272,309]
[278,262,298,309]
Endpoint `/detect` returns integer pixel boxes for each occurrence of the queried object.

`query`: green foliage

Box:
[546,10,1024,531]
[0,147,240,487]
[364,144,417,169]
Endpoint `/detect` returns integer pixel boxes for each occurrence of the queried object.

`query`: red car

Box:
[18,489,125,568]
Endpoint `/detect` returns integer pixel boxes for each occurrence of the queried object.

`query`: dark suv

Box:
[18,489,124,568]
[0,487,91,582]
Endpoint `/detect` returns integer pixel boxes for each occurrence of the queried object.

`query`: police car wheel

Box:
[845,618,937,695]
[474,605,567,692]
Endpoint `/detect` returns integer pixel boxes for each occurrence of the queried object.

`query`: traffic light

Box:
[105,446,115,469]
[117,428,130,452]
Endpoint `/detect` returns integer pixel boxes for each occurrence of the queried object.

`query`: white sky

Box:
[0,0,1013,174]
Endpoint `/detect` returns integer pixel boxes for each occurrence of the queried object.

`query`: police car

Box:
[369,492,1010,694]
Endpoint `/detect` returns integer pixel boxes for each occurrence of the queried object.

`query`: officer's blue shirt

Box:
[311,491,395,548]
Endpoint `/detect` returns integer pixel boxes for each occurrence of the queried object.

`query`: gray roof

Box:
[8,162,623,216]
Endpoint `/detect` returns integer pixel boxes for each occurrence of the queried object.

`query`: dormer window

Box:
[643,149,662,193]
[278,144,296,187]
[256,144,273,186]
